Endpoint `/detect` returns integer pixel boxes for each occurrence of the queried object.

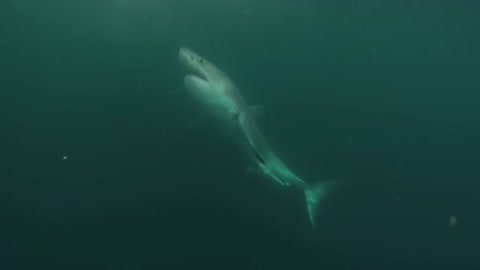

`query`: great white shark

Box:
[179,47,336,227]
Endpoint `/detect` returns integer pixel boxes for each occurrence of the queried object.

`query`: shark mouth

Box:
[186,68,207,82]
[182,58,209,84]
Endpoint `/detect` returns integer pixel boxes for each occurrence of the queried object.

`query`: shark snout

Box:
[178,47,201,67]
[178,47,192,68]
[179,47,211,83]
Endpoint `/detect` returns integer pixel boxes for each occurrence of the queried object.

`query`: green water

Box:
[1,1,479,269]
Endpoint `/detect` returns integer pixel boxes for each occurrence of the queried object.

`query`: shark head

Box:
[179,47,217,93]
[179,47,243,120]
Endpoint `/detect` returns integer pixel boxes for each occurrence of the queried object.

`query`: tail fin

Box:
[304,180,339,227]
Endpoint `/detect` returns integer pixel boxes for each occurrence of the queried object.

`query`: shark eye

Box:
[199,58,204,64]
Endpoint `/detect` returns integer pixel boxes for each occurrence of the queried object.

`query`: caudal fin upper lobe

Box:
[304,180,341,227]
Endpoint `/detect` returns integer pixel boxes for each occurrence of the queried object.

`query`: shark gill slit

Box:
[252,149,266,165]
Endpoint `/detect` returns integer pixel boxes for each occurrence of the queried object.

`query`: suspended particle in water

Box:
[62,156,68,160]
[449,216,458,228]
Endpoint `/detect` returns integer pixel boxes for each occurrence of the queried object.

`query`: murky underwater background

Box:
[1,0,479,269]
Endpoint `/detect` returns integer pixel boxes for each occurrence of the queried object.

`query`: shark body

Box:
[179,47,333,226]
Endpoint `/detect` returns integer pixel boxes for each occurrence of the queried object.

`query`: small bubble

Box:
[62,156,68,160]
